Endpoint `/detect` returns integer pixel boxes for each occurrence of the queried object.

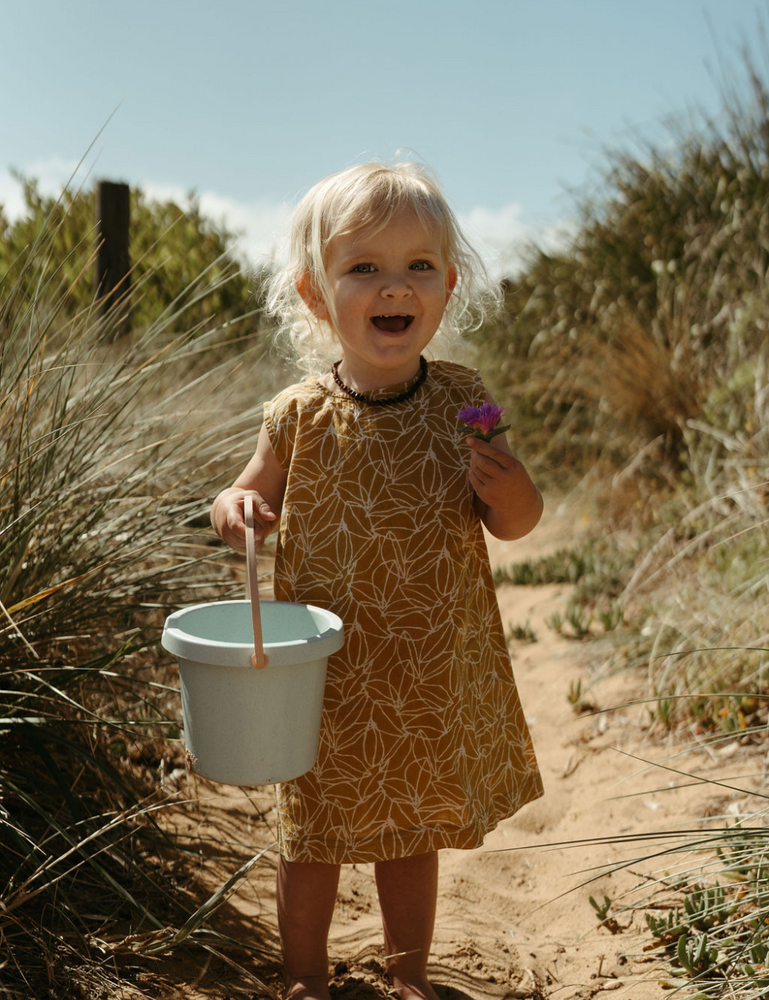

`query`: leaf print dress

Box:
[263,360,543,864]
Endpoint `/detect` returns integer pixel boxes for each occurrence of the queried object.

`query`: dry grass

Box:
[468,34,769,996]
[0,194,290,997]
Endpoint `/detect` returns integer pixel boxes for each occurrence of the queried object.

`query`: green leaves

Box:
[676,930,718,977]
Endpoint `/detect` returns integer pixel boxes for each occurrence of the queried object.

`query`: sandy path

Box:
[164,503,756,999]
[317,506,674,1000]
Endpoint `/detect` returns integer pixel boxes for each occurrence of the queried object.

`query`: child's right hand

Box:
[210,487,278,553]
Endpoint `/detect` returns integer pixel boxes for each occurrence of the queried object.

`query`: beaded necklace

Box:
[331,356,428,407]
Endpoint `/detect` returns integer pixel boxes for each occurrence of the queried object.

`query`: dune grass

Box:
[0,188,287,997]
[472,33,769,997]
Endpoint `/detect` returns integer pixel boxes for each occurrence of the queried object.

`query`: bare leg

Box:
[375,851,440,1000]
[276,856,341,1000]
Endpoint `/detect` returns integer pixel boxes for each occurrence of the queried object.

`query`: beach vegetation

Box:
[0,183,283,997]
[476,30,769,997]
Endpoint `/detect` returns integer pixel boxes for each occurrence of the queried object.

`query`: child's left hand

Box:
[465,435,543,540]
[466,434,522,509]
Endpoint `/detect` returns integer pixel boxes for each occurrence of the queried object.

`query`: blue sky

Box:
[2,0,766,272]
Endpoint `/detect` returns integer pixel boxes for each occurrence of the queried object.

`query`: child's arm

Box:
[211,424,288,553]
[465,429,543,541]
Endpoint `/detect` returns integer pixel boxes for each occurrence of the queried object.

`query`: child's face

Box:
[301,209,457,389]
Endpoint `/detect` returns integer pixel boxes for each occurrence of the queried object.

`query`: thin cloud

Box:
[142,181,293,268]
[0,162,292,269]
[0,163,568,280]
[458,203,531,278]
[0,172,25,221]
[0,157,84,220]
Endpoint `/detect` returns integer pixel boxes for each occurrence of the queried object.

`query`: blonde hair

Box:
[266,160,500,375]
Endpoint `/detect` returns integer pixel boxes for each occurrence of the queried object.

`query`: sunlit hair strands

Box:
[266,160,501,375]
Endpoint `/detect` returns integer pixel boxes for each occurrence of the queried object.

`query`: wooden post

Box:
[95,180,131,335]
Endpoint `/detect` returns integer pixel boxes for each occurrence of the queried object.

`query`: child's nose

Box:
[380,273,412,298]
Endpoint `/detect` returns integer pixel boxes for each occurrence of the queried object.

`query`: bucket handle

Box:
[243,494,268,669]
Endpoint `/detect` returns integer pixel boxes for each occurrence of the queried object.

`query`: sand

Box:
[154,500,758,999]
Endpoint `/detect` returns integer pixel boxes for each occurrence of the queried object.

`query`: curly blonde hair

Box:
[266,160,499,375]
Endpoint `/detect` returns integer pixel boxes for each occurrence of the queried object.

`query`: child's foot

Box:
[390,975,441,1000]
[284,975,331,1000]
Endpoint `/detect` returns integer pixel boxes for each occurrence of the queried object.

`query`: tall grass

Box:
[473,31,769,997]
[0,187,284,996]
[472,44,769,504]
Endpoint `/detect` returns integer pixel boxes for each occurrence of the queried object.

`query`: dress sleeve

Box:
[263,388,300,471]
[435,359,488,406]
[463,364,492,405]
[470,367,487,402]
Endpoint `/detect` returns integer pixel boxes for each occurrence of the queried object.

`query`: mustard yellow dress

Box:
[263,360,543,864]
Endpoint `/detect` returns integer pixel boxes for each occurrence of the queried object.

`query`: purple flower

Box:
[456,403,510,441]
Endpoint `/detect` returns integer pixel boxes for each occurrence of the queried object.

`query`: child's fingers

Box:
[469,464,503,497]
[466,437,515,474]
[238,493,278,548]
[216,491,277,552]
[465,435,511,458]
[240,492,278,524]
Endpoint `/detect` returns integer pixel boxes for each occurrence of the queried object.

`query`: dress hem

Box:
[277,781,545,865]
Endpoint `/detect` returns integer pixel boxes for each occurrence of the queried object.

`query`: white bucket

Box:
[163,496,343,786]
[162,598,344,785]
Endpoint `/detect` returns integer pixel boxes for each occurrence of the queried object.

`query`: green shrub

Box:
[0,173,266,332]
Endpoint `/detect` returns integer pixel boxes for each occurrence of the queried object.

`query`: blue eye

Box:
[410,260,433,271]
[350,263,375,274]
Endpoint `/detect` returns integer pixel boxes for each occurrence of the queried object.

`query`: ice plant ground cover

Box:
[456,402,510,442]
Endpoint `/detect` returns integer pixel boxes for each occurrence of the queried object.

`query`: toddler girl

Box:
[211,161,544,1000]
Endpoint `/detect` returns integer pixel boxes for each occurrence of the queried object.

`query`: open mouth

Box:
[371,314,414,333]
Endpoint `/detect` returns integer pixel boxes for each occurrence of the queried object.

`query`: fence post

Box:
[95,180,131,335]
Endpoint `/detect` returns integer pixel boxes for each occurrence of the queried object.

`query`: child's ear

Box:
[445,264,458,303]
[296,273,330,321]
